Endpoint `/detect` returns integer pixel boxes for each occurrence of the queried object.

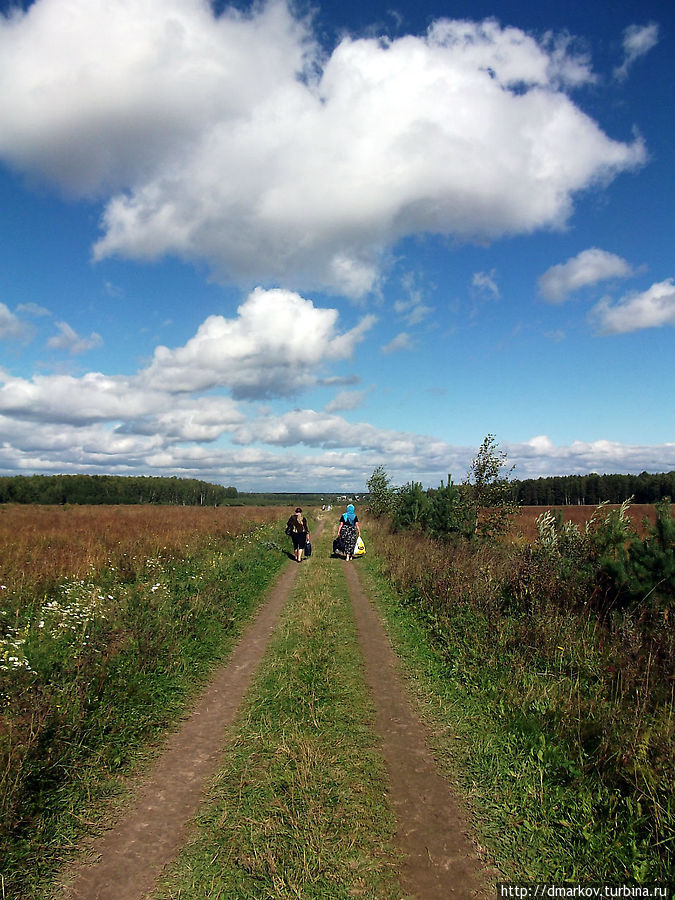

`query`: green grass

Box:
[153,526,402,900]
[357,539,674,887]
[1,523,290,899]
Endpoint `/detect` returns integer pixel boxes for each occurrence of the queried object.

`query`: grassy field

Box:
[0,503,288,588]
[152,524,401,900]
[1,501,672,894]
[0,504,293,898]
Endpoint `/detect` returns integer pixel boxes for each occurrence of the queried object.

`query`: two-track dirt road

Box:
[60,521,489,899]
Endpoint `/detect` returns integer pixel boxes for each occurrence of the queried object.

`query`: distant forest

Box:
[511,471,675,506]
[0,474,340,507]
[0,470,673,507]
[0,474,239,506]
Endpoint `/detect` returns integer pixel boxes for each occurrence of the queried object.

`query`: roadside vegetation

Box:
[153,526,400,900]
[0,504,289,899]
[363,439,674,883]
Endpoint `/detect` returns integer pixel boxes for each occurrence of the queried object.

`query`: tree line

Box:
[0,474,239,506]
[511,471,675,506]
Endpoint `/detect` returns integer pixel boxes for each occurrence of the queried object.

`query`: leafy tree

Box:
[511,470,675,506]
[366,465,396,518]
[536,497,674,613]
[461,434,518,539]
[0,474,239,506]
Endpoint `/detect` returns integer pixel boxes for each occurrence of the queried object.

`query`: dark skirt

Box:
[340,522,357,555]
[291,531,307,550]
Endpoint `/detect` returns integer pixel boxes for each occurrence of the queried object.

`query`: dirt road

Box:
[60,524,489,899]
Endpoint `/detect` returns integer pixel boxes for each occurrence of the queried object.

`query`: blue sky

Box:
[0,0,673,491]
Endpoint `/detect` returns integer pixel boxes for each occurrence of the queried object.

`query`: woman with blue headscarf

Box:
[336,503,360,561]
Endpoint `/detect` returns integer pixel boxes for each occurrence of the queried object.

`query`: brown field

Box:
[0,503,288,587]
[511,503,666,542]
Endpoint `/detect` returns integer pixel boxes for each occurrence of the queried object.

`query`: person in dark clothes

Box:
[286,507,310,562]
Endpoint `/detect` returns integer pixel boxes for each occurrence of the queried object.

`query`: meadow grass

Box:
[152,525,402,900]
[0,506,291,899]
[358,517,674,886]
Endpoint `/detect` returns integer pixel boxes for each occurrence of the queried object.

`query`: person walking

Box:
[336,503,360,561]
[286,507,310,562]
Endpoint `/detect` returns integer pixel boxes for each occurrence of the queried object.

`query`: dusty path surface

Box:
[344,561,489,899]
[61,555,302,900]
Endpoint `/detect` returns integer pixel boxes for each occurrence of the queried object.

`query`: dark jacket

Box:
[287,514,308,534]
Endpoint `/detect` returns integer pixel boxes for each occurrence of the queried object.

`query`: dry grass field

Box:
[511,503,663,542]
[0,503,288,589]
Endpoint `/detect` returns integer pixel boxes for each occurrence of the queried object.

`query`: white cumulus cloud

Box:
[0,288,373,426]
[143,287,375,399]
[538,248,634,302]
[115,397,245,442]
[509,435,675,478]
[0,372,166,425]
[591,279,675,334]
[0,0,645,296]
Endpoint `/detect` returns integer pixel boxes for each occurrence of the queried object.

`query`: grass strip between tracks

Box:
[153,526,401,900]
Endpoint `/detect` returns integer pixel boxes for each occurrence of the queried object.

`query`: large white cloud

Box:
[510,435,675,478]
[1,408,673,489]
[0,0,311,194]
[143,287,375,398]
[115,396,245,442]
[0,372,158,425]
[0,0,645,296]
[231,408,450,457]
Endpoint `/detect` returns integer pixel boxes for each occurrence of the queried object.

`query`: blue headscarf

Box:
[344,504,356,524]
